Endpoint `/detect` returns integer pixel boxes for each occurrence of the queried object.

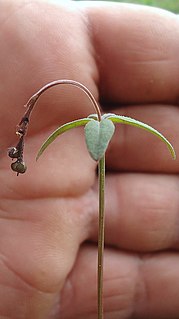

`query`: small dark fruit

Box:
[11,160,27,174]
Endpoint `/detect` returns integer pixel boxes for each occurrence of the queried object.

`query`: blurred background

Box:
[74,0,179,13]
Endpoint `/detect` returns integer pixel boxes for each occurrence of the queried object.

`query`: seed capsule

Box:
[11,160,27,174]
[8,147,20,159]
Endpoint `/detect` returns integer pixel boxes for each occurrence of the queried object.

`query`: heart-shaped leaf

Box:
[85,119,115,161]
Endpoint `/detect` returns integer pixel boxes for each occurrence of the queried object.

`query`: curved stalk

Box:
[17,80,101,136]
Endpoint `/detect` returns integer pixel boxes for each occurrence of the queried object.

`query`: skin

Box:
[0,0,179,318]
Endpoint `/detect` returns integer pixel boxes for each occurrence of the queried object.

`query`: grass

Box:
[75,0,179,13]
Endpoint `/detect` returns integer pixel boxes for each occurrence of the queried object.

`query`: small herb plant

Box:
[8,80,176,319]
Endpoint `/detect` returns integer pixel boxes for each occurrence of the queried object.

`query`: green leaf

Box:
[85,119,115,161]
[102,113,116,120]
[36,118,92,160]
[87,114,98,120]
[108,114,176,159]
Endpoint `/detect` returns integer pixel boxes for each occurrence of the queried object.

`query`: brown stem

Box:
[17,79,101,136]
[11,80,102,175]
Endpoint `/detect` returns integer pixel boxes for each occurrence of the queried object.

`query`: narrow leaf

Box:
[108,115,176,159]
[102,113,116,120]
[36,118,92,160]
[87,114,98,120]
[85,119,115,161]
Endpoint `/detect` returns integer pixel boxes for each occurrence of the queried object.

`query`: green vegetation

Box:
[111,0,179,13]
[75,0,179,13]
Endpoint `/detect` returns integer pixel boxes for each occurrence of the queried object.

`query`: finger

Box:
[82,2,179,104]
[0,1,98,195]
[105,104,178,173]
[135,251,179,319]
[90,173,179,252]
[0,190,96,318]
[1,129,96,199]
[60,244,139,319]
[60,244,179,319]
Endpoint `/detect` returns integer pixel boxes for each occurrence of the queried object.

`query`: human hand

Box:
[0,1,179,318]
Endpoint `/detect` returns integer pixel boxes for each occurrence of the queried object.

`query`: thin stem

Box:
[98,155,105,319]
[17,80,101,136]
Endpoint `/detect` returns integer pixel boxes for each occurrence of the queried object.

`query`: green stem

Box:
[98,155,105,319]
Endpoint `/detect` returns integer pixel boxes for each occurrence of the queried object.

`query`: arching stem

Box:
[17,80,101,137]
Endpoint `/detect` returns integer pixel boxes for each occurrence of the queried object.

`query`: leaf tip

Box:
[165,140,176,160]
[36,148,44,161]
[171,147,176,160]
[35,155,39,162]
